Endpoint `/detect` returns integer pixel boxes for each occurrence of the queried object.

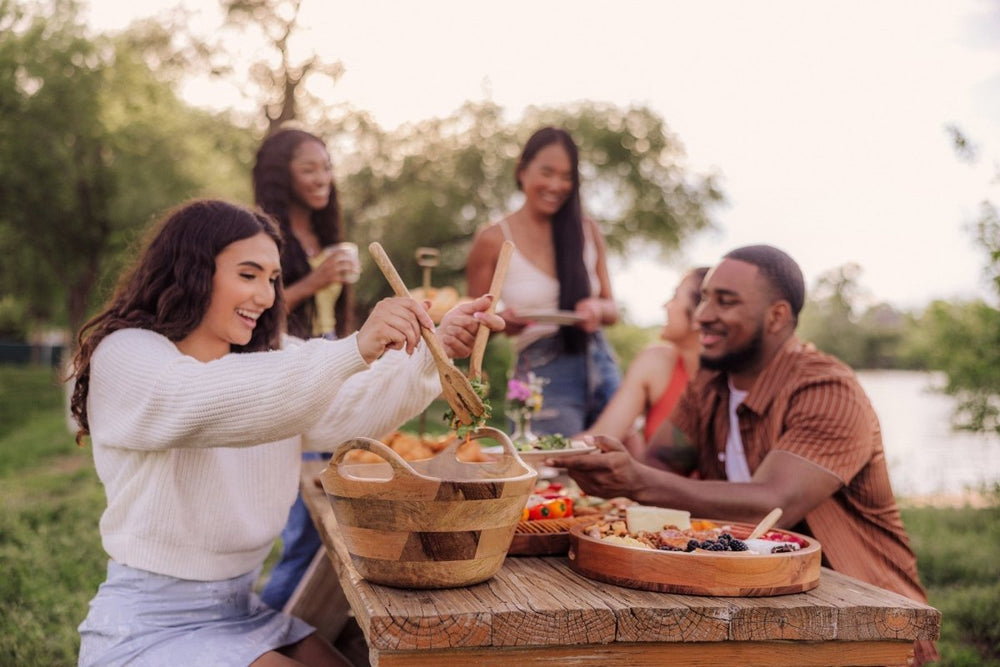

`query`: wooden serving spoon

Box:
[746,507,783,541]
[469,240,514,381]
[368,242,486,426]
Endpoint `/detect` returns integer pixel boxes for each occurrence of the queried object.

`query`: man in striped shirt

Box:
[558,244,938,665]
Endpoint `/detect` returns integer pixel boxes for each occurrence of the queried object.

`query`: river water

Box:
[856,370,1000,498]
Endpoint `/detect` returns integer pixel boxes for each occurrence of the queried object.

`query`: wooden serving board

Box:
[508,515,596,556]
[567,520,822,597]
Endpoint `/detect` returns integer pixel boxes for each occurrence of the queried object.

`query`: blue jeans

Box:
[514,331,621,436]
[259,451,330,610]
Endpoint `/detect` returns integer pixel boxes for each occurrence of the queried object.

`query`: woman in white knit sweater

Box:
[69,199,503,666]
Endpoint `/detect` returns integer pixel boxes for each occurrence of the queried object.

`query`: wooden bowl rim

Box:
[568,519,822,558]
[326,428,537,486]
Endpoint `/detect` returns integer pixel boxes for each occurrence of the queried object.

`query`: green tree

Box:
[0,0,254,338]
[798,263,868,366]
[798,263,915,369]
[907,127,1000,433]
[221,0,345,133]
[318,101,725,320]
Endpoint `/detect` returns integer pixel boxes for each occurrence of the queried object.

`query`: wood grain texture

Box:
[299,460,939,666]
[320,430,535,588]
[567,521,822,597]
[508,515,597,556]
[371,640,916,667]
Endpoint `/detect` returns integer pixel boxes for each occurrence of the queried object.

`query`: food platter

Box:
[567,520,822,597]
[515,309,585,325]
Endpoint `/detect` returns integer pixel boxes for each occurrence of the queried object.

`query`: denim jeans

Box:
[259,451,330,610]
[514,331,621,436]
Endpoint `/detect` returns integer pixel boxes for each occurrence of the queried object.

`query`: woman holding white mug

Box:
[251,127,362,611]
[253,128,361,341]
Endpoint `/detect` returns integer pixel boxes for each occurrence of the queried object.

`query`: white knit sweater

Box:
[87,328,441,581]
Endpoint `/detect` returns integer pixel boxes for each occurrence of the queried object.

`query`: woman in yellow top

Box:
[253,127,359,341]
[252,127,362,610]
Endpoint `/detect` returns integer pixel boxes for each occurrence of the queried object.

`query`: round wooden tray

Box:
[508,515,596,556]
[567,520,822,597]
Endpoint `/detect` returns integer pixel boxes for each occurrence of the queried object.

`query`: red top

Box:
[643,356,689,442]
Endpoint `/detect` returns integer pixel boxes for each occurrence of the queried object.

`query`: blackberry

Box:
[700,540,715,549]
[718,533,734,543]
[707,542,727,551]
[729,539,749,551]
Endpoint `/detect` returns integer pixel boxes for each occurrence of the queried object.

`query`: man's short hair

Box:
[723,245,806,319]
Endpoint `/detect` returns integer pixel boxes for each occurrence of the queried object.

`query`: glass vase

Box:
[510,407,538,447]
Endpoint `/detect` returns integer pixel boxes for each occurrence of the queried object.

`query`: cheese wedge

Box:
[625,505,691,533]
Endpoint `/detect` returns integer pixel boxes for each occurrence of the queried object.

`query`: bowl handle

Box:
[328,437,425,482]
[464,427,534,476]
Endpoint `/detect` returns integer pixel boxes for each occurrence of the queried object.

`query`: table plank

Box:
[371,640,915,667]
[299,460,937,665]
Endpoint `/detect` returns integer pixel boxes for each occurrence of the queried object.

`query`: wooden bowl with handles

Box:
[320,427,537,589]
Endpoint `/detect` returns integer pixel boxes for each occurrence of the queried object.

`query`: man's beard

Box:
[699,324,765,374]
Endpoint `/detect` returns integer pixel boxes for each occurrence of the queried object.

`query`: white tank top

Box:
[497,219,601,352]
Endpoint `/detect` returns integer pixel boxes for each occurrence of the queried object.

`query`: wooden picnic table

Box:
[296,460,940,667]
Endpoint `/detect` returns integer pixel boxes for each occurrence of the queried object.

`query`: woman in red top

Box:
[578,267,708,457]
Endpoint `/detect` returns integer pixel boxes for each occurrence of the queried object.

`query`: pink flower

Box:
[506,378,532,402]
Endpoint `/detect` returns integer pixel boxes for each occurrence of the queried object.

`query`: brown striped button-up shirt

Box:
[672,336,928,603]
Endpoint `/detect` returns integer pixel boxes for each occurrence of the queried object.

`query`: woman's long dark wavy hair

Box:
[516,127,589,354]
[68,199,286,445]
[252,128,354,339]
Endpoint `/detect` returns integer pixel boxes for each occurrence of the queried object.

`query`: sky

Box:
[83,0,1000,326]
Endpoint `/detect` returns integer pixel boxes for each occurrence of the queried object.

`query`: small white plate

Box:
[482,441,598,463]
[515,309,585,325]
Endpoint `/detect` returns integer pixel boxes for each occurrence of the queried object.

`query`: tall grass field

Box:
[1,365,997,665]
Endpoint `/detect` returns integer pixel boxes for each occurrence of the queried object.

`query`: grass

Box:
[1,364,998,665]
[902,503,1000,666]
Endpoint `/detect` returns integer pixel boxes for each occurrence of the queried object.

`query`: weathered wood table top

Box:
[300,460,939,667]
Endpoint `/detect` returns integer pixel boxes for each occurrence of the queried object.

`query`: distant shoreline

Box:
[898,490,997,509]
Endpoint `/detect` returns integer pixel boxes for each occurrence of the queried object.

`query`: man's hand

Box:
[550,435,647,499]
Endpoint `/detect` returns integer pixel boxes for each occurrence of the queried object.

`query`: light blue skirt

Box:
[78,560,314,667]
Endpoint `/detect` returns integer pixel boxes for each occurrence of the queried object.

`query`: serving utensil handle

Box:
[368,242,453,366]
[469,240,513,379]
[747,507,783,540]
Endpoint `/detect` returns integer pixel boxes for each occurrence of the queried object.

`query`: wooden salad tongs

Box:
[368,242,486,426]
[469,240,514,381]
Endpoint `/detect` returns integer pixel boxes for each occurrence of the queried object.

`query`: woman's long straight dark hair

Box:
[517,127,589,353]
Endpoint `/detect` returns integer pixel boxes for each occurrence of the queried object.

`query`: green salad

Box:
[516,433,572,451]
[442,377,492,439]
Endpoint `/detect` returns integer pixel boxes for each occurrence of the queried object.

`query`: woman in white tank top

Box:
[467,127,622,436]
